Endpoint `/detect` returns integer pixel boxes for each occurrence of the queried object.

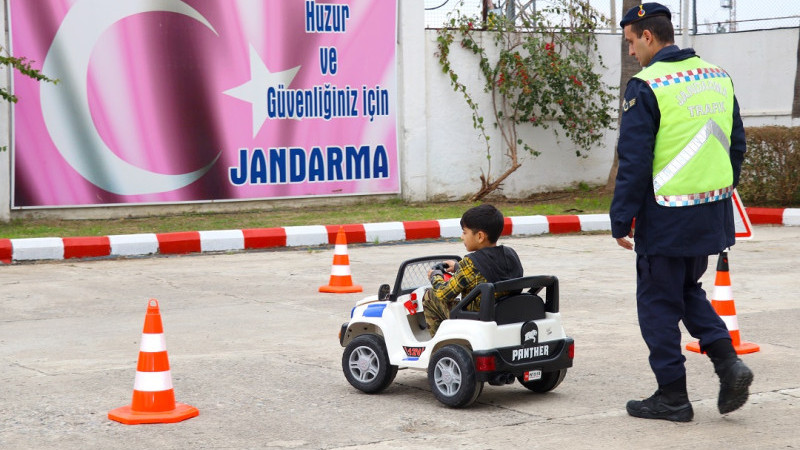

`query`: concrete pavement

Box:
[1,226,798,449]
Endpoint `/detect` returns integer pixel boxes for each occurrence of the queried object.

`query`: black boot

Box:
[705,339,754,414]
[626,376,694,422]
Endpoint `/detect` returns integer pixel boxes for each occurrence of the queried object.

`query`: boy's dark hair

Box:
[460,204,504,243]
[630,15,674,44]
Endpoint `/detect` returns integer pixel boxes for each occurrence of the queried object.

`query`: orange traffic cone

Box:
[687,252,760,355]
[109,299,199,424]
[319,226,362,293]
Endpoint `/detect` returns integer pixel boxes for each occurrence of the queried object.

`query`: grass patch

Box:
[0,190,612,239]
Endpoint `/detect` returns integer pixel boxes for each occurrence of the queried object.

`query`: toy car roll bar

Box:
[450,276,560,323]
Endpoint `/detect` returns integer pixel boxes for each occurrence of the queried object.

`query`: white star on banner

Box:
[224,45,301,137]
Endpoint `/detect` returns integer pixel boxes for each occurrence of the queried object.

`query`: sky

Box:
[424,0,800,32]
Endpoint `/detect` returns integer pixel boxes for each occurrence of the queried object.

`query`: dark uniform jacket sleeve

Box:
[610,78,659,239]
[730,97,746,187]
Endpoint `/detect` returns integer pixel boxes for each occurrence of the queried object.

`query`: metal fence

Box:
[425,0,800,34]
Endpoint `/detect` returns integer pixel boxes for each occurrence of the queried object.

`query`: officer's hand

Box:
[615,237,633,251]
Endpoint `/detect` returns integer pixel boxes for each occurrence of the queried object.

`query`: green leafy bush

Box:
[739,126,800,206]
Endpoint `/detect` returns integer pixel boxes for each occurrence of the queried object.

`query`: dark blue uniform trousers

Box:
[636,254,731,386]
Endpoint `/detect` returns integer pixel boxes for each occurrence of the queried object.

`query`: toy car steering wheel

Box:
[431,262,452,282]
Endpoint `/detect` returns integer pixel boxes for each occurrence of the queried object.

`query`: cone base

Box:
[685,341,702,353]
[108,402,199,425]
[686,341,760,355]
[733,342,760,354]
[319,284,363,293]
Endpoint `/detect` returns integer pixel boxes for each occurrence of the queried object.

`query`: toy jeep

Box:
[339,255,574,408]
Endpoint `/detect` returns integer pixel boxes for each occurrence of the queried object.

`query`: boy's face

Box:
[461,227,485,252]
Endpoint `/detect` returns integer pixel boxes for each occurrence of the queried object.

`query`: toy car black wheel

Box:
[428,345,483,408]
[517,369,567,393]
[342,334,398,394]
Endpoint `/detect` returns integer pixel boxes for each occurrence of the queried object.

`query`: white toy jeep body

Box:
[339,255,574,407]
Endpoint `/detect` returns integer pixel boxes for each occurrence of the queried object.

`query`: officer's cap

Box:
[619,3,671,28]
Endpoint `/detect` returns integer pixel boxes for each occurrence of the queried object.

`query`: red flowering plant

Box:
[436,0,615,200]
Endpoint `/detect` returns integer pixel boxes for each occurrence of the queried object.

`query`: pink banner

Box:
[10,0,398,207]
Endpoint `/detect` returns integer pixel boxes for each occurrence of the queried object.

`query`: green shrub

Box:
[739,126,800,206]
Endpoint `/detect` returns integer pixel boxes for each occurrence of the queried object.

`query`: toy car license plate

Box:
[523,370,542,381]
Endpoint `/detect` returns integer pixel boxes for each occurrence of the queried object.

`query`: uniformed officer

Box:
[610,3,753,422]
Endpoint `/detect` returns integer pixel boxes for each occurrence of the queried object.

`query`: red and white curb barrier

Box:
[2,209,797,264]
[744,207,800,226]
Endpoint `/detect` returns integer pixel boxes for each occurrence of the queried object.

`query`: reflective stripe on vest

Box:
[634,57,735,207]
[652,119,731,193]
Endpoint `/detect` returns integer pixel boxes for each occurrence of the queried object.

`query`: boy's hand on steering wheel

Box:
[442,260,456,272]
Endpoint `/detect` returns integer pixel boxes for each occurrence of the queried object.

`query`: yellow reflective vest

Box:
[634,57,735,207]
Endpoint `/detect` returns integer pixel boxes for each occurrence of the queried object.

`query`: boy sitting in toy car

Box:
[423,204,523,335]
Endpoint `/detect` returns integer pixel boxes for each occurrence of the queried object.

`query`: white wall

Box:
[421,31,622,201]
[2,1,798,218]
[691,28,800,127]
[416,26,800,201]
[397,0,430,202]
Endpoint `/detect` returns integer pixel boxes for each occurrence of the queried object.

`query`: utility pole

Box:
[721,0,737,32]
[610,0,617,33]
[681,0,690,47]
[506,0,516,21]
